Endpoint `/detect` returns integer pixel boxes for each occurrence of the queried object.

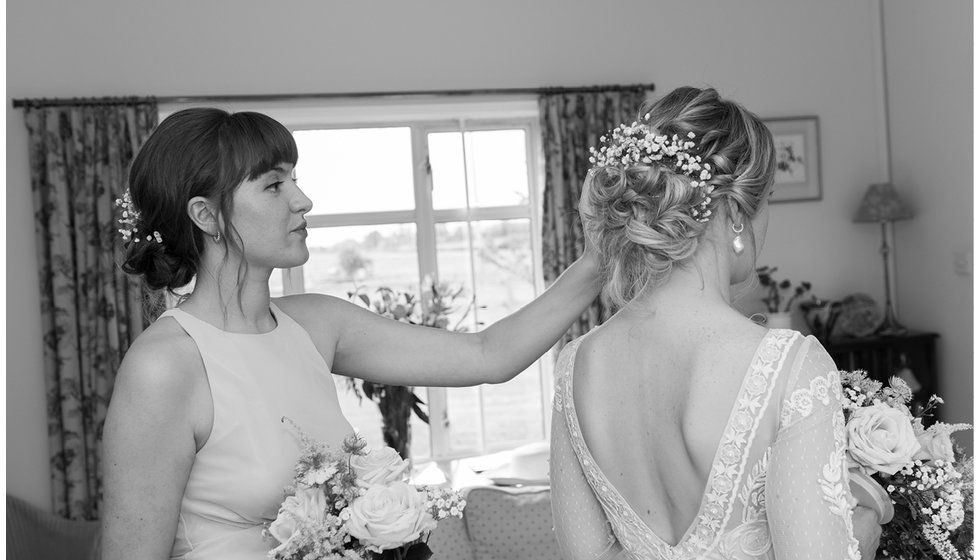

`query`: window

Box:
[171,97,551,463]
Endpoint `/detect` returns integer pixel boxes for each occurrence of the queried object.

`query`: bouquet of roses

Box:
[840,370,973,560]
[265,418,466,560]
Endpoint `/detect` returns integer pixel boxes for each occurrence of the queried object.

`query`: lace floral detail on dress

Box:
[779,370,843,428]
[556,330,798,559]
[739,450,770,523]
[712,522,772,560]
[816,405,861,560]
[694,330,795,554]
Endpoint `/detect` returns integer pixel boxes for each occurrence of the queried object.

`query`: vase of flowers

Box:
[348,279,469,460]
[800,297,843,342]
[756,266,812,329]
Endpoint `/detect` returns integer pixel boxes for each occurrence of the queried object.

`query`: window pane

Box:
[269,269,284,297]
[445,386,482,453]
[435,219,539,453]
[303,225,420,299]
[428,130,530,210]
[482,365,544,449]
[334,376,385,450]
[294,128,415,214]
[435,219,535,326]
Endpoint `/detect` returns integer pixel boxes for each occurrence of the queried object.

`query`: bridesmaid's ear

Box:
[187,196,223,238]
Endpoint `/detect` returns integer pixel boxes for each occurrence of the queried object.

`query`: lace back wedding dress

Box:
[550,329,861,560]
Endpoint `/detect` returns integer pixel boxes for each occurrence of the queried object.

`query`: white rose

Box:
[345,482,437,552]
[913,424,953,461]
[268,486,327,546]
[350,447,410,487]
[914,427,955,462]
[846,403,920,475]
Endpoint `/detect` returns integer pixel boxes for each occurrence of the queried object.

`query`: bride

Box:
[550,86,881,559]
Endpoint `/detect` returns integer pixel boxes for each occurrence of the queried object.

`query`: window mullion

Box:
[412,125,451,459]
[282,267,305,295]
[412,125,438,287]
[525,119,554,438]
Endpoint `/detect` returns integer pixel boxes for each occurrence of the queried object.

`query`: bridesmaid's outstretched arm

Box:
[280,251,600,387]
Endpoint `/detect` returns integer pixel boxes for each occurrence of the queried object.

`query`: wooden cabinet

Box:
[824,331,940,419]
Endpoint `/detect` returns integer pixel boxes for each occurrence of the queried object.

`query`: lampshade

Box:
[853,183,915,223]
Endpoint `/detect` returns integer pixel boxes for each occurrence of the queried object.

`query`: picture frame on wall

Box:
[764,116,821,203]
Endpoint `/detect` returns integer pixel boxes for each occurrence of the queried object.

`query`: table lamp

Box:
[853,183,915,335]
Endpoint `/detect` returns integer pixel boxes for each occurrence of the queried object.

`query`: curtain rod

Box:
[12,83,656,109]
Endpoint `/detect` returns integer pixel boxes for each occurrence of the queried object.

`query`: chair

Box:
[6,494,100,560]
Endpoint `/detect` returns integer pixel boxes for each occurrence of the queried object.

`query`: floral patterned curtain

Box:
[538,87,651,349]
[23,99,161,520]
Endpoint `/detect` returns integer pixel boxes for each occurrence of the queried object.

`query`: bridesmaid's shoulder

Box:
[126,314,198,368]
[115,316,205,405]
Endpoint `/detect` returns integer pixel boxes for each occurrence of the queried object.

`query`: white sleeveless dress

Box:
[160,303,354,560]
[550,329,862,560]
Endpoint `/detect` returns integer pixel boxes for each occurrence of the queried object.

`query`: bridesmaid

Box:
[101,107,601,559]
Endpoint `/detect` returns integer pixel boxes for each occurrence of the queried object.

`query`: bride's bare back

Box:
[573,306,768,545]
[551,311,863,559]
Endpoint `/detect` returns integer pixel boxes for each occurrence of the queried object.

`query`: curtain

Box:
[538,87,650,348]
[24,99,160,520]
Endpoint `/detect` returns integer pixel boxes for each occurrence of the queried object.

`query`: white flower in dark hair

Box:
[115,190,163,245]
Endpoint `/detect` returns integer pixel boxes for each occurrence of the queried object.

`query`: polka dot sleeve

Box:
[766,337,862,559]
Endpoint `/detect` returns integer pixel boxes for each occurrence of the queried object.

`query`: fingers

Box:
[578,174,595,218]
[852,506,882,560]
[853,505,884,529]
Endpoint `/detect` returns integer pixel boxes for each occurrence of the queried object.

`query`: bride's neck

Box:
[634,252,735,310]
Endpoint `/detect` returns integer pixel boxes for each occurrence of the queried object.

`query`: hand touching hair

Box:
[581,86,775,310]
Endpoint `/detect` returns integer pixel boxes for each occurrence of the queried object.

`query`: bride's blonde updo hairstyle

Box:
[121,108,298,292]
[583,86,776,310]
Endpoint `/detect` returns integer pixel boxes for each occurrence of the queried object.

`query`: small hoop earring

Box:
[213,231,221,243]
[732,222,745,255]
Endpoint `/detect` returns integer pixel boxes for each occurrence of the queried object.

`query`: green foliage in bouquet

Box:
[347,280,470,459]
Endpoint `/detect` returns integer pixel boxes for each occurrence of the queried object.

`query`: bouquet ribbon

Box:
[848,468,894,525]
[375,542,433,560]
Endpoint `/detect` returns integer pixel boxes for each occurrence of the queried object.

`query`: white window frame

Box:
[159,97,554,461]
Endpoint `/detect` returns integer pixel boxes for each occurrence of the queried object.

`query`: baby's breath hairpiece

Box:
[589,117,714,222]
[115,190,162,245]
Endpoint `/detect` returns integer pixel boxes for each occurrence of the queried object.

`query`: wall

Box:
[882,1,974,448]
[6,0,966,511]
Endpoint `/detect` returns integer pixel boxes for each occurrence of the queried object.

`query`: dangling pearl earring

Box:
[732,222,745,255]
[213,231,221,243]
